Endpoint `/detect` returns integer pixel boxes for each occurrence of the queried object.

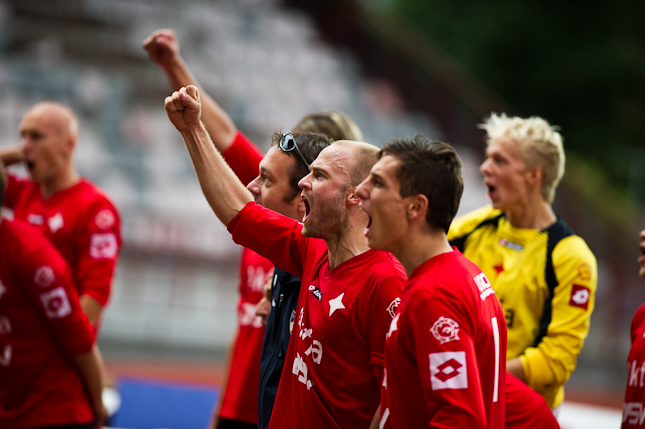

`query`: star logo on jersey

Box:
[387,313,399,339]
[493,263,504,276]
[430,316,460,344]
[429,351,468,390]
[33,265,55,288]
[569,284,591,310]
[48,212,64,233]
[328,293,345,316]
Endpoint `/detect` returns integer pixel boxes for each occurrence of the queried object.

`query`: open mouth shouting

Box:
[301,194,311,224]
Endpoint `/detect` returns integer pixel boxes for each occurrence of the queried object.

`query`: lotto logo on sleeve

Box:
[39,287,72,319]
[569,284,591,310]
[429,351,468,390]
[90,233,118,259]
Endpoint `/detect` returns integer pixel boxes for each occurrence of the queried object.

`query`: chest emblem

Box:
[498,237,524,252]
[431,316,460,344]
[309,284,323,301]
[48,213,64,233]
[328,292,345,316]
[27,213,44,225]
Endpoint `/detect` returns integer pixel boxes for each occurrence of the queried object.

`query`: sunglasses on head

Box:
[279,131,309,170]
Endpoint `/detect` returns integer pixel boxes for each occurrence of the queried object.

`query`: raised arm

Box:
[143,29,237,152]
[165,85,252,225]
[0,145,24,167]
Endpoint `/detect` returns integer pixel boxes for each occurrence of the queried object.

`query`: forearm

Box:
[369,405,380,429]
[180,122,252,225]
[0,145,23,166]
[72,346,105,421]
[506,357,526,382]
[163,59,237,152]
[80,294,103,327]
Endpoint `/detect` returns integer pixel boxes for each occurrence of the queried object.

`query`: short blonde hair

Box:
[480,113,565,203]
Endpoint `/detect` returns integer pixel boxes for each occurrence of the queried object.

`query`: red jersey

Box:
[380,250,506,429]
[3,175,121,308]
[218,132,271,424]
[505,373,560,429]
[622,303,645,428]
[0,219,96,429]
[228,202,406,429]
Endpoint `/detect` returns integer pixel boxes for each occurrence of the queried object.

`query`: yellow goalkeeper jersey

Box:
[448,206,597,408]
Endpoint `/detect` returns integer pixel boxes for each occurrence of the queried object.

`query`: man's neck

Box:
[325,223,371,271]
[394,228,453,278]
[40,170,80,200]
[505,197,557,230]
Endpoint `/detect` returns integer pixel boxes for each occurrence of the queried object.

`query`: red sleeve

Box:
[19,235,95,355]
[74,198,122,306]
[364,274,404,382]
[407,292,487,429]
[222,131,264,186]
[632,305,645,344]
[3,173,29,211]
[505,373,559,429]
[228,202,319,280]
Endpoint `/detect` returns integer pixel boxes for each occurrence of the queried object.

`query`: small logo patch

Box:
[569,284,591,310]
[39,287,72,319]
[498,237,524,251]
[386,297,401,318]
[34,265,55,288]
[89,233,118,259]
[95,209,116,230]
[430,316,460,344]
[429,351,468,390]
[48,213,64,233]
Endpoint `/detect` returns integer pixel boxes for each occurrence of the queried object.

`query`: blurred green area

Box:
[385,0,645,207]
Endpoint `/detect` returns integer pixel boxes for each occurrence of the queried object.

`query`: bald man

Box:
[0,102,121,328]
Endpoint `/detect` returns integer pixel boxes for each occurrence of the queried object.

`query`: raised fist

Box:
[143,28,180,68]
[164,85,201,132]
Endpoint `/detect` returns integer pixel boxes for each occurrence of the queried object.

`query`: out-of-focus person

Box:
[448,113,597,412]
[621,229,645,428]
[0,162,106,429]
[0,102,121,329]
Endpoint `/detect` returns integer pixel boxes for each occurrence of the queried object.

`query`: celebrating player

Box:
[448,114,597,412]
[144,28,362,429]
[621,229,645,428]
[0,162,106,429]
[164,85,404,429]
[0,102,121,329]
[355,135,506,428]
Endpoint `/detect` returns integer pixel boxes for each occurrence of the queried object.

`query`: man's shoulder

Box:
[448,206,502,241]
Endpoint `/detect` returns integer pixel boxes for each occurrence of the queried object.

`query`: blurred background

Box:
[0,0,643,427]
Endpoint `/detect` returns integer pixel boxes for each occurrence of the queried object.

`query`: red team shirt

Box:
[0,219,96,429]
[228,202,406,429]
[380,250,507,429]
[218,132,273,424]
[3,175,121,309]
[623,303,645,428]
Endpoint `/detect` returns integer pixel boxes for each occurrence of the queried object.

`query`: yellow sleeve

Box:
[447,206,502,242]
[520,235,597,394]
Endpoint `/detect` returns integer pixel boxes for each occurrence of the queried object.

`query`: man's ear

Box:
[346,188,361,206]
[407,194,428,221]
[526,165,543,187]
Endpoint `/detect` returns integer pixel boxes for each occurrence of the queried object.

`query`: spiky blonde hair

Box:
[480,113,565,203]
